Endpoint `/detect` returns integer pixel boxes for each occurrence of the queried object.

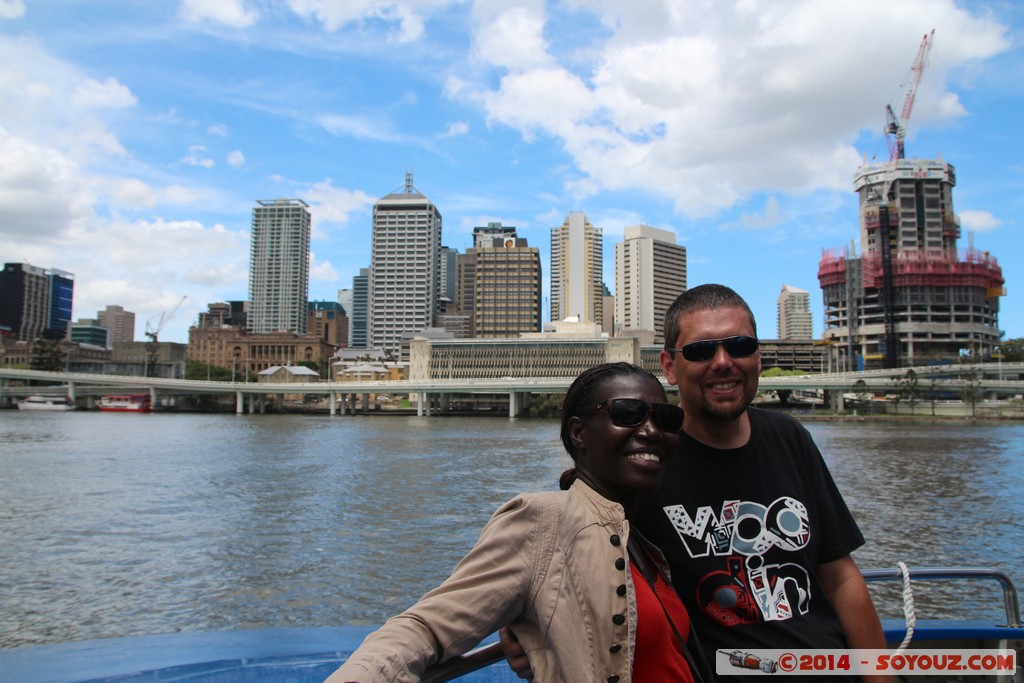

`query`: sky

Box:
[1,0,1021,346]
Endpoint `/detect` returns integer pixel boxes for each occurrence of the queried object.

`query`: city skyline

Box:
[0,2,1020,344]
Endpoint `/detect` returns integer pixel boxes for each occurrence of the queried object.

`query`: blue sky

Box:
[1,0,1021,345]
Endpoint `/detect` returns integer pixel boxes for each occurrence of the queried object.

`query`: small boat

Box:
[0,565,1019,682]
[17,395,74,411]
[98,394,154,413]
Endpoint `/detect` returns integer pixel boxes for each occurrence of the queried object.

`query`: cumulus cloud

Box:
[181,145,215,167]
[303,178,375,234]
[227,150,245,167]
[179,0,257,27]
[959,210,1001,232]
[0,0,24,19]
[453,0,1010,217]
[284,0,455,42]
[70,77,138,109]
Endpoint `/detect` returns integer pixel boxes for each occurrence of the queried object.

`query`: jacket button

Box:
[612,614,626,625]
[609,534,621,546]
[616,584,626,596]
[615,558,625,570]
[609,644,622,654]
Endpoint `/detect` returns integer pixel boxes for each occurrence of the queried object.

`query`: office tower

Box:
[459,226,542,338]
[777,284,812,340]
[308,301,348,347]
[248,198,311,335]
[369,173,442,354]
[614,225,687,345]
[0,263,74,341]
[350,268,368,349]
[97,305,136,344]
[337,288,353,344]
[819,158,1004,369]
[550,212,603,324]
[473,221,518,248]
[439,246,458,306]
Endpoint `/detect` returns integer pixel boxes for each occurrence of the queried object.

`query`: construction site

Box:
[818,31,1005,371]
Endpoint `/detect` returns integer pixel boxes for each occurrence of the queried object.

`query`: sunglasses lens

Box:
[681,340,716,362]
[653,405,684,432]
[608,398,647,427]
[725,336,758,358]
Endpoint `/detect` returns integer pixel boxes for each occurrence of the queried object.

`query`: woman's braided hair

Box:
[558,362,662,490]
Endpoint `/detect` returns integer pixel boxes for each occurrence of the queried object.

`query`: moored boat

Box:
[17,395,74,411]
[98,394,154,413]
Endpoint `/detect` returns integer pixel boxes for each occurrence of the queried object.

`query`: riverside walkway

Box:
[1,364,1022,417]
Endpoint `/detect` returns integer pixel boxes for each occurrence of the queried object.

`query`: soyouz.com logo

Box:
[716,649,1016,676]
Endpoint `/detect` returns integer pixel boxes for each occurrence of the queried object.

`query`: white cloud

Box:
[227,150,245,167]
[208,123,229,137]
[740,196,787,231]
[303,178,375,234]
[179,0,258,27]
[284,0,455,42]
[442,121,469,138]
[454,0,1010,217]
[316,113,402,142]
[959,210,1001,232]
[0,0,24,19]
[181,145,215,168]
[70,77,138,109]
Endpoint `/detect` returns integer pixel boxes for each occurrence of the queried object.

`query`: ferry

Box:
[0,565,1019,682]
[17,395,74,411]
[97,394,154,413]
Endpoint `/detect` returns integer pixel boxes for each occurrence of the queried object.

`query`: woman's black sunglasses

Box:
[668,335,759,363]
[590,398,684,433]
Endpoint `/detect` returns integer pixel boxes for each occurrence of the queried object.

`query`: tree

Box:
[30,338,65,372]
[997,337,1024,362]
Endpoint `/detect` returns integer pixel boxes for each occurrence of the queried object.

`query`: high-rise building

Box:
[308,300,348,348]
[97,305,136,344]
[439,246,458,307]
[248,198,311,335]
[369,173,442,354]
[614,225,686,345]
[459,226,542,338]
[777,284,812,340]
[0,262,74,341]
[550,212,603,324]
[350,268,369,349]
[818,158,1004,369]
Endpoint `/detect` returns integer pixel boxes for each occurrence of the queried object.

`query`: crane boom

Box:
[886,30,934,161]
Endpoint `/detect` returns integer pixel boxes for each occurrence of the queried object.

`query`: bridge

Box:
[2,364,1022,417]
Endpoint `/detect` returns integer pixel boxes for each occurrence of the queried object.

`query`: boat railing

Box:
[420,566,1022,681]
[862,566,1022,628]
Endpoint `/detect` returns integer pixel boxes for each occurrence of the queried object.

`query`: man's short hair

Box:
[662,284,757,351]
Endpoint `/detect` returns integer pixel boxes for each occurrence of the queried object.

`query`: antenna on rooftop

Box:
[404,169,415,193]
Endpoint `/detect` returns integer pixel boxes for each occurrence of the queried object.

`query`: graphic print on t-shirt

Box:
[663,497,812,626]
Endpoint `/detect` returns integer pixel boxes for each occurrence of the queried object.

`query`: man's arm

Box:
[818,555,893,683]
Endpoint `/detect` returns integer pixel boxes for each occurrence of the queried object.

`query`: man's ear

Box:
[659,349,679,386]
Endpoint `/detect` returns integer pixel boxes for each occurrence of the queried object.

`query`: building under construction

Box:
[818,157,1004,370]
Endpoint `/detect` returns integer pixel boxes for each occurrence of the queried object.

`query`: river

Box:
[1,410,1022,650]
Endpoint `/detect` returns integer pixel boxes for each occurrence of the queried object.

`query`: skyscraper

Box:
[614,225,686,345]
[460,224,542,338]
[350,268,368,349]
[0,262,74,341]
[97,305,136,344]
[369,173,442,354]
[248,199,311,335]
[550,212,603,324]
[819,158,1004,369]
[777,284,812,340]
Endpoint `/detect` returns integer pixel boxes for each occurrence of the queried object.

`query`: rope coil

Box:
[893,561,916,653]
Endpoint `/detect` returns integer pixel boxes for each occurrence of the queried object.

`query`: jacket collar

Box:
[568,478,626,522]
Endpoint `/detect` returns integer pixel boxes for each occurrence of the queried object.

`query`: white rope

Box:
[893,561,916,653]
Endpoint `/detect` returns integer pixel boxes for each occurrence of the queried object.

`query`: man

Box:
[636,283,889,680]
[502,284,888,681]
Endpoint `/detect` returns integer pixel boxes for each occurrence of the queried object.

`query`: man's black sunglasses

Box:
[669,335,759,363]
[590,398,684,433]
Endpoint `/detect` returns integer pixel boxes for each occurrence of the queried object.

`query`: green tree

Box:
[185,360,234,381]
[30,338,65,371]
[997,337,1024,362]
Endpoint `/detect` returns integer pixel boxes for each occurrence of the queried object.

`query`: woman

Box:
[326,362,698,683]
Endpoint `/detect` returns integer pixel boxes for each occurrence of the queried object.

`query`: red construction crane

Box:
[886,30,934,161]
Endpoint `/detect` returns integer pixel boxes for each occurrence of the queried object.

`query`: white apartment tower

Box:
[614,225,687,345]
[248,199,311,335]
[369,173,442,354]
[777,284,813,340]
[550,212,603,324]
